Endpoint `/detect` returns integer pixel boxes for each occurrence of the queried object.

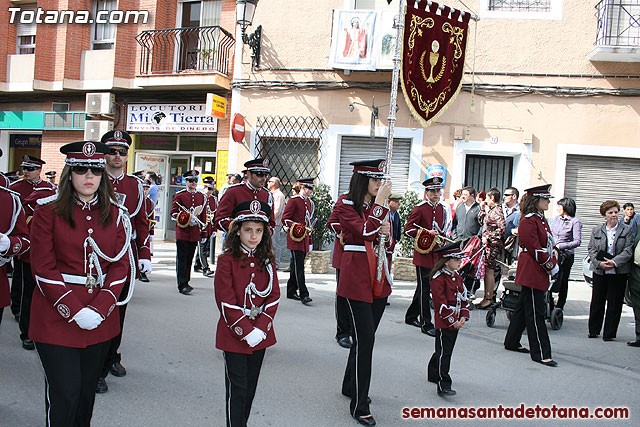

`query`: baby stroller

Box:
[458,236,486,310]
[485,260,564,330]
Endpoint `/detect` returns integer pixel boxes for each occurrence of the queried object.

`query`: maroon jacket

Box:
[214,251,280,354]
[430,268,470,330]
[9,177,56,201]
[215,183,275,233]
[29,200,130,348]
[283,195,314,253]
[109,173,150,261]
[404,200,451,269]
[515,212,558,291]
[202,193,218,239]
[327,194,348,269]
[144,196,155,236]
[1,174,30,308]
[171,189,207,242]
[335,198,394,303]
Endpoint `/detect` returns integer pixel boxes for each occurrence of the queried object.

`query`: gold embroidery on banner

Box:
[409,79,452,114]
[420,51,446,84]
[442,23,465,69]
[407,14,435,62]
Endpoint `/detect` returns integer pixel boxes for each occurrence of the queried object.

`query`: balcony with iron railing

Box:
[134,26,235,89]
[588,0,640,62]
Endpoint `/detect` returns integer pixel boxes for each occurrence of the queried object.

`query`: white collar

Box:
[240,243,257,256]
[75,195,99,210]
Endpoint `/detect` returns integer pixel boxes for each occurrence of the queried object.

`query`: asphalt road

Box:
[2,242,639,426]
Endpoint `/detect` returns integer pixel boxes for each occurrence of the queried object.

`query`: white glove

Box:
[189,216,198,226]
[72,308,103,330]
[200,238,208,244]
[550,264,560,276]
[0,233,9,253]
[138,259,152,274]
[243,328,267,348]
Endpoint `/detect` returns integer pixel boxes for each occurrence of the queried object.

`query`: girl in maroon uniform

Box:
[427,243,470,396]
[29,141,131,427]
[214,200,280,427]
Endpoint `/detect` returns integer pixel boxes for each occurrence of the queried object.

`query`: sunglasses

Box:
[185,178,198,183]
[504,193,515,197]
[108,148,128,156]
[252,172,268,177]
[22,166,39,172]
[72,166,104,175]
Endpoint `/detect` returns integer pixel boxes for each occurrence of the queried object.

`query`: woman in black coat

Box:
[587,200,634,341]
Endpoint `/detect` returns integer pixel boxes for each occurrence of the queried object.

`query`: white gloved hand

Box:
[0,233,9,253]
[550,264,560,276]
[200,238,208,244]
[73,307,103,330]
[243,328,267,348]
[138,259,152,274]
[189,216,198,226]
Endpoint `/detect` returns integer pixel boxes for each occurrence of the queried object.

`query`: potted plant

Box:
[305,183,334,274]
[393,190,421,281]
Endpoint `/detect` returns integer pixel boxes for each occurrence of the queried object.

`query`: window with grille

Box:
[464,155,513,193]
[488,0,551,12]
[255,116,325,198]
[16,5,36,54]
[93,0,116,50]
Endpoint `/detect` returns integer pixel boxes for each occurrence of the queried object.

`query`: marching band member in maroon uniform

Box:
[427,243,470,397]
[29,141,131,427]
[334,159,393,427]
[97,130,151,392]
[1,149,30,325]
[214,200,279,427]
[403,176,451,337]
[504,184,559,367]
[10,154,56,348]
[194,176,217,277]
[139,181,156,282]
[283,178,315,305]
[171,170,207,294]
[214,158,275,234]
[45,170,57,186]
[328,192,352,348]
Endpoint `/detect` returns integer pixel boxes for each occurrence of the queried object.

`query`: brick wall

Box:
[40,130,85,177]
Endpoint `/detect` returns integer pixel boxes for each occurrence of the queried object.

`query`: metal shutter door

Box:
[338,136,411,195]
[564,154,640,280]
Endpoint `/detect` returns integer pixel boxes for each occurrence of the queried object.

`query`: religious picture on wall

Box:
[329,10,377,71]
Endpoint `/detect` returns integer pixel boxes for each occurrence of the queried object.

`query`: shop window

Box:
[179,135,217,152]
[137,135,178,151]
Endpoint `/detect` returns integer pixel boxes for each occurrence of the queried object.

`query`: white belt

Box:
[242,306,263,316]
[344,244,366,252]
[61,273,107,285]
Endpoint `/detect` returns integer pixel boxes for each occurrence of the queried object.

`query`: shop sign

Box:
[206,93,227,119]
[10,134,41,148]
[126,103,217,133]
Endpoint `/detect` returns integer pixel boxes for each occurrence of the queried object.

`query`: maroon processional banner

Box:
[401,1,471,127]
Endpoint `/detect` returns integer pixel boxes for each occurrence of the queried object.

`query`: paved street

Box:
[2,242,639,426]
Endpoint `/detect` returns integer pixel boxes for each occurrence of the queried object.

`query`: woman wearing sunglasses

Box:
[28,141,132,426]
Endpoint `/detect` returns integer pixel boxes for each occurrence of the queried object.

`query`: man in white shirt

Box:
[268,177,287,269]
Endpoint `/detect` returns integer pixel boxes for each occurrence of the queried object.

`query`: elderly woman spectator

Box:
[588,200,634,341]
[551,197,582,311]
[476,187,506,309]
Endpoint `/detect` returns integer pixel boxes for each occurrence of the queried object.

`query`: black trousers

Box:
[589,273,627,339]
[11,259,23,316]
[0,307,4,325]
[194,237,211,272]
[428,328,459,391]
[176,239,198,290]
[335,269,351,340]
[551,253,574,310]
[18,260,36,341]
[286,250,309,299]
[209,236,217,265]
[101,280,129,378]
[405,266,433,328]
[342,297,387,418]
[504,286,552,361]
[223,349,266,427]
[35,340,110,427]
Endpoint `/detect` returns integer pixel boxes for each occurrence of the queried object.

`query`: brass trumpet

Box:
[175,202,206,229]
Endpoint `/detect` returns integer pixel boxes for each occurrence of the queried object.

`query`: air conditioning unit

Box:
[84,120,114,142]
[85,92,115,115]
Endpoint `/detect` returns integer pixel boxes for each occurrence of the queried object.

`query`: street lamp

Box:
[349,97,399,139]
[236,0,262,68]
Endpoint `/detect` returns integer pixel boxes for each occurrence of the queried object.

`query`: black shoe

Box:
[301,296,313,305]
[22,338,35,350]
[603,337,615,342]
[353,414,376,426]
[405,318,421,328]
[203,269,215,277]
[505,345,530,354]
[627,340,640,347]
[287,293,301,301]
[96,377,108,394]
[109,362,127,377]
[337,336,352,349]
[194,267,203,273]
[535,359,558,367]
[421,326,436,337]
[139,273,149,283]
[588,333,599,338]
[179,286,192,295]
[437,388,457,396]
